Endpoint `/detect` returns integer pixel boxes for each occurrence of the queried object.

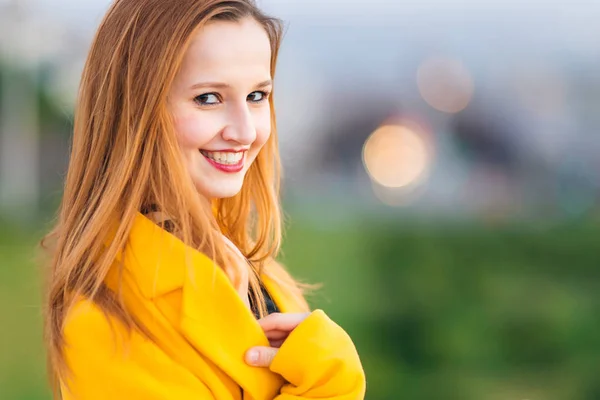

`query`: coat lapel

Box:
[113,213,285,400]
[178,250,284,400]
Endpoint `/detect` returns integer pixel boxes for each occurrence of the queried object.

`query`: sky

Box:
[21,0,600,30]
[2,0,599,200]
[6,0,595,65]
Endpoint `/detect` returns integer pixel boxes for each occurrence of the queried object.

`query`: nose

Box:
[221,103,256,145]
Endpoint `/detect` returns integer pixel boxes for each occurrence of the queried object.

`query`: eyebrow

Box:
[191,79,273,90]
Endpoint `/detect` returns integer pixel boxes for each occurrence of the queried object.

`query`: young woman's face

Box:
[169,18,273,200]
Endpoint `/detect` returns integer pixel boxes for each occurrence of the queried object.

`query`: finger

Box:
[269,339,285,348]
[245,346,278,367]
[264,330,290,340]
[257,312,310,332]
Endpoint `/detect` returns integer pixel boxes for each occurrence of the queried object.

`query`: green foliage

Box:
[0,61,73,136]
[2,216,599,399]
[281,218,600,400]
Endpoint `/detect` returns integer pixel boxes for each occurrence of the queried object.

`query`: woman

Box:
[42,0,365,399]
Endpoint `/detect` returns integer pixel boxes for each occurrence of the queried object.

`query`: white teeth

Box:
[201,150,244,165]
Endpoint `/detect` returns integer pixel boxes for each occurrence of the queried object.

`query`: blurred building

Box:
[1,0,599,222]
[0,0,87,219]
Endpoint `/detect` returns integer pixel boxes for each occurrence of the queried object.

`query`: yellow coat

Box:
[61,213,366,399]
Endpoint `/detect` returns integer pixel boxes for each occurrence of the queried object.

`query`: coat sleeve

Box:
[269,310,366,400]
[60,300,215,400]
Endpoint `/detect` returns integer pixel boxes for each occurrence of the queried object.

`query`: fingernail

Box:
[247,349,259,365]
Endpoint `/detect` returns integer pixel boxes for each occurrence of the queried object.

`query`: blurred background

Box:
[1,0,599,398]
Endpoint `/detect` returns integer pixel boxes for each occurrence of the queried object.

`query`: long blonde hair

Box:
[42,0,308,390]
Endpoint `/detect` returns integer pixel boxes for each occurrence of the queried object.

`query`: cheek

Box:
[254,111,272,148]
[174,113,219,149]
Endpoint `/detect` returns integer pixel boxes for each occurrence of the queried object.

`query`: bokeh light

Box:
[371,180,426,207]
[417,56,474,113]
[362,124,431,189]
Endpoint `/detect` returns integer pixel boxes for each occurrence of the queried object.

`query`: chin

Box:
[213,189,243,199]
[197,182,244,200]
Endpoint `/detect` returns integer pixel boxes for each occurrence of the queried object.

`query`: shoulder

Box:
[64,298,122,337]
[60,299,211,399]
[64,298,110,332]
[63,298,132,357]
[62,300,170,389]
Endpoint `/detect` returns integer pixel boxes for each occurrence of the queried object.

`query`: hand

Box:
[245,312,310,367]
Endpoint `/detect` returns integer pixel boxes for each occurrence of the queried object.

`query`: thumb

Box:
[245,346,278,367]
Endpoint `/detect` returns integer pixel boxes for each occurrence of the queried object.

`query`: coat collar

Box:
[107,212,289,399]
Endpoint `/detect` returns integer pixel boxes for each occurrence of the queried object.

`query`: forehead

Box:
[178,18,272,83]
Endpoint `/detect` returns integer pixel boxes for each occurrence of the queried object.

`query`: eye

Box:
[247,91,270,103]
[194,93,220,106]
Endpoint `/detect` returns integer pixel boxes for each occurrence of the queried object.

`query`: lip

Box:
[200,150,245,173]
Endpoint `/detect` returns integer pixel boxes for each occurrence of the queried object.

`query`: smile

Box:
[200,150,245,173]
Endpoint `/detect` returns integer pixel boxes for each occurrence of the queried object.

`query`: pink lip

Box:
[201,151,245,173]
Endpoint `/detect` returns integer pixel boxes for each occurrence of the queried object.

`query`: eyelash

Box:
[194,91,270,107]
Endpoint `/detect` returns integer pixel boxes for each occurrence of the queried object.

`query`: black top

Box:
[249,284,280,319]
[141,205,279,319]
